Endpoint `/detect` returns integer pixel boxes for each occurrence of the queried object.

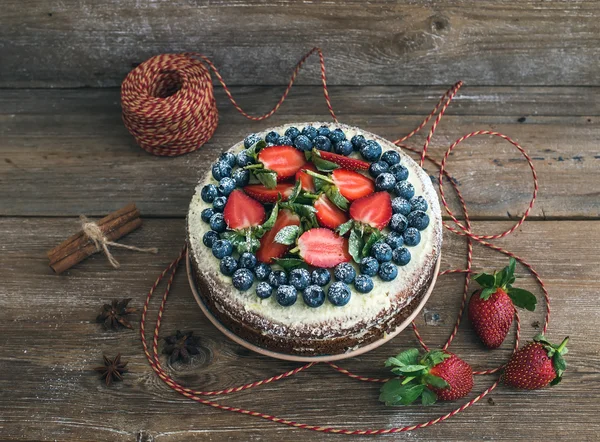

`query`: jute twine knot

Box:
[80,215,158,268]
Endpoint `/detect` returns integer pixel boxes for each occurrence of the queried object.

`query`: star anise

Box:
[163,330,201,363]
[96,298,136,330]
[94,354,128,386]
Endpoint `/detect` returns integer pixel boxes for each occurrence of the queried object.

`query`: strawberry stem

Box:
[244,163,264,170]
[305,169,334,184]
[556,336,569,353]
[289,246,300,254]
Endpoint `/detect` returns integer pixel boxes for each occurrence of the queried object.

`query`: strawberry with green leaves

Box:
[307,148,370,171]
[469,258,537,348]
[243,140,306,188]
[503,334,568,389]
[380,349,473,406]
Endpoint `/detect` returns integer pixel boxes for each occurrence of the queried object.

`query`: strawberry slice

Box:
[349,191,392,230]
[256,209,301,263]
[258,145,306,181]
[314,194,349,230]
[317,150,369,171]
[243,183,295,203]
[331,169,375,201]
[297,228,351,268]
[295,162,318,192]
[223,189,266,229]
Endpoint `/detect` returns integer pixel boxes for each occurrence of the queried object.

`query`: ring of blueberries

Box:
[199,125,431,309]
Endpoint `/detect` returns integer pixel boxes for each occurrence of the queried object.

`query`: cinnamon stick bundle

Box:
[48,204,143,274]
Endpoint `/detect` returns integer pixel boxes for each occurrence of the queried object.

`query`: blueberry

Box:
[289,268,310,290]
[313,135,332,152]
[303,285,326,308]
[354,275,374,293]
[317,125,331,137]
[378,262,398,281]
[203,231,219,248]
[407,210,430,231]
[212,161,232,181]
[351,134,367,150]
[391,197,412,215]
[403,227,421,246]
[327,281,351,306]
[410,196,428,212]
[334,140,353,156]
[389,164,409,182]
[334,262,356,284]
[244,133,262,149]
[237,150,254,167]
[220,152,237,167]
[277,135,293,146]
[375,172,396,191]
[239,252,257,270]
[232,168,250,187]
[209,213,226,232]
[311,268,331,286]
[294,134,313,151]
[385,231,404,249]
[369,161,389,178]
[220,256,238,276]
[395,181,415,199]
[360,257,379,277]
[392,247,411,266]
[232,268,254,291]
[328,128,346,144]
[201,184,218,203]
[381,150,401,166]
[285,126,301,140]
[268,270,288,288]
[360,140,382,162]
[371,242,393,262]
[256,281,273,299]
[201,208,215,223]
[390,213,408,233]
[218,177,236,196]
[301,125,318,140]
[265,131,280,145]
[212,239,233,259]
[213,196,227,213]
[276,285,297,306]
[254,262,272,281]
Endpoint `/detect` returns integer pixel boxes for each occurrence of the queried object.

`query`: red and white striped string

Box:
[135,48,550,434]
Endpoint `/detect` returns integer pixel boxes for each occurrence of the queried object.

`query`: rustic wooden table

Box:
[1,1,599,441]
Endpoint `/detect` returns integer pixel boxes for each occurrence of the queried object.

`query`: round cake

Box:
[187,122,442,357]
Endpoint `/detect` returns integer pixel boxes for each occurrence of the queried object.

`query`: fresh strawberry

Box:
[243,183,295,203]
[316,150,370,171]
[469,258,537,348]
[256,209,300,263]
[257,145,306,181]
[380,349,473,406]
[349,191,392,230]
[503,335,569,389]
[223,189,265,229]
[295,228,351,268]
[295,163,318,192]
[314,194,349,230]
[331,169,374,201]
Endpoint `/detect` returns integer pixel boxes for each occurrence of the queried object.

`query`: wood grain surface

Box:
[1,1,600,88]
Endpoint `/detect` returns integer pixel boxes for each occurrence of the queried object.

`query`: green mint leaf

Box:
[423,374,449,389]
[274,225,300,245]
[362,232,382,258]
[253,169,277,189]
[236,237,260,254]
[246,139,266,158]
[273,258,307,271]
[395,348,420,366]
[259,203,279,235]
[288,181,302,203]
[348,229,364,263]
[480,287,497,300]
[507,287,537,311]
[421,388,437,405]
[395,365,428,374]
[311,150,340,172]
[325,186,349,211]
[336,219,354,236]
[304,150,312,161]
[472,272,496,288]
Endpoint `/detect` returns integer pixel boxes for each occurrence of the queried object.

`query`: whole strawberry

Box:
[503,334,569,389]
[379,349,473,406]
[469,258,537,348]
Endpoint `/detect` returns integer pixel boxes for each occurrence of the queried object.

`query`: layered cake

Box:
[187,123,442,356]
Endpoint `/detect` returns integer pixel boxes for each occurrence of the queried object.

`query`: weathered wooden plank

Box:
[0,218,598,441]
[1,87,599,218]
[1,1,600,87]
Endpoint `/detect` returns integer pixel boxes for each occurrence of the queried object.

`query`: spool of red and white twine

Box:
[126,48,550,435]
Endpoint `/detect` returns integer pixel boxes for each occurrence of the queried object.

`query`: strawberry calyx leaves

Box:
[243,140,278,189]
[380,349,451,406]
[472,257,537,312]
[304,149,340,172]
[221,200,279,254]
[304,169,350,211]
[533,334,569,386]
[337,220,383,263]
